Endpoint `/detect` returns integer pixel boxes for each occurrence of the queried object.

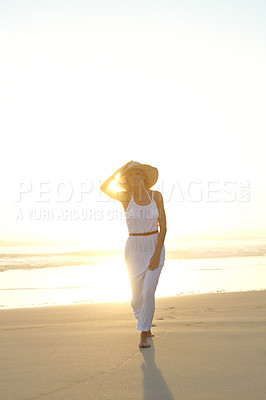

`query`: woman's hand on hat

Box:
[112,161,133,179]
[122,160,133,170]
[118,160,133,173]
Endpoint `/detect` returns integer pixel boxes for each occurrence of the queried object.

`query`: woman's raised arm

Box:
[100,160,133,201]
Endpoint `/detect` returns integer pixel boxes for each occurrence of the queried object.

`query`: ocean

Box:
[1,239,266,309]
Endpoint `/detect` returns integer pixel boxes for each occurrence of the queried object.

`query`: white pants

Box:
[129,264,163,332]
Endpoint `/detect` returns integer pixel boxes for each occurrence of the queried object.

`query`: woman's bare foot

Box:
[139,331,151,348]
[147,329,154,337]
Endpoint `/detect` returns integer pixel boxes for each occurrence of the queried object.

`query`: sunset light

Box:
[1,1,266,398]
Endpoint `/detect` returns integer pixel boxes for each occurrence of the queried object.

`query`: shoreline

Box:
[1,288,266,311]
[1,255,266,311]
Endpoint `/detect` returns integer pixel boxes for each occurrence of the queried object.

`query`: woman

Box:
[100,161,167,348]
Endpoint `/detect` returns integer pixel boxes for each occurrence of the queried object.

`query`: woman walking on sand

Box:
[100,161,167,348]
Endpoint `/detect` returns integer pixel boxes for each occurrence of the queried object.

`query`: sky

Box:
[1,0,266,247]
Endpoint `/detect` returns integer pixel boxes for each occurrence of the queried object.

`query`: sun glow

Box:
[1,0,266,243]
[108,174,123,193]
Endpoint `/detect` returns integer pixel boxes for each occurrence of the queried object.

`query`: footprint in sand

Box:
[156,314,176,320]
[185,322,208,328]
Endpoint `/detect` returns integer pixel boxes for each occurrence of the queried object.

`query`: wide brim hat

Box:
[118,161,158,189]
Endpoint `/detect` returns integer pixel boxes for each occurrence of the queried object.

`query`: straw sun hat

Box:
[118,161,158,189]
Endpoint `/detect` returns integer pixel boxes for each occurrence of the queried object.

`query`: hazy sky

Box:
[1,0,265,246]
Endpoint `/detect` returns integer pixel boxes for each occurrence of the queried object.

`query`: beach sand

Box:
[1,291,265,400]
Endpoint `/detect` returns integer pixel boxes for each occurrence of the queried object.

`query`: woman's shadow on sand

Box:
[140,341,175,400]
